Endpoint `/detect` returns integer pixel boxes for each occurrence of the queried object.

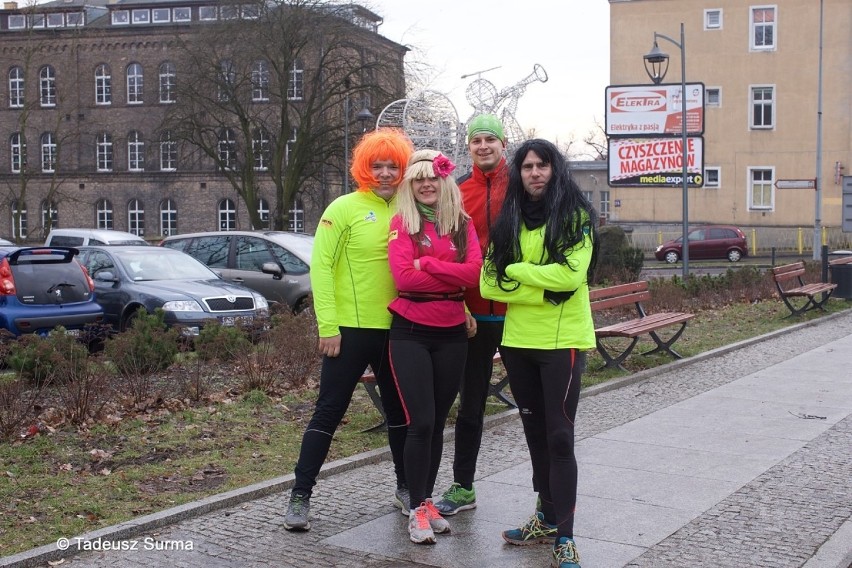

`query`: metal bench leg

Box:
[643,322,688,359]
[360,381,387,433]
[780,295,814,317]
[488,374,517,408]
[595,336,639,372]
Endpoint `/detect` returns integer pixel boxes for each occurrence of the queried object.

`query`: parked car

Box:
[654,225,748,264]
[160,231,313,312]
[45,228,148,247]
[76,246,269,335]
[0,246,104,336]
[0,238,14,246]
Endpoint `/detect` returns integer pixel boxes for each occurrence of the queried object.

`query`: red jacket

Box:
[459,159,509,318]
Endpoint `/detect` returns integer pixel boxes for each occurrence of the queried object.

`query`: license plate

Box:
[220,315,252,327]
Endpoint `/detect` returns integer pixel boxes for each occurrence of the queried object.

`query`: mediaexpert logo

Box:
[610,90,667,113]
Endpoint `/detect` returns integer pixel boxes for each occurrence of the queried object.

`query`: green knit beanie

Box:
[467,113,505,142]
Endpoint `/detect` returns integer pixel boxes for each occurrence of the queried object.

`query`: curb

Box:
[3,308,850,568]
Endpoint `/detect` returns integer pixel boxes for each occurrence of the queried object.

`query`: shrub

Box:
[0,374,47,440]
[6,329,89,384]
[54,356,113,426]
[593,225,644,285]
[194,320,250,362]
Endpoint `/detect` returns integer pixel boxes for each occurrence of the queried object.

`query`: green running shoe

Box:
[502,512,557,546]
[551,536,581,567]
[434,482,476,515]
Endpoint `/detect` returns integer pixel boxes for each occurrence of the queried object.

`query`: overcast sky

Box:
[370,0,611,147]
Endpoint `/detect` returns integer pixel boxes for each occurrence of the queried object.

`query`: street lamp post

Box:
[813,0,824,261]
[644,23,690,280]
[343,93,375,193]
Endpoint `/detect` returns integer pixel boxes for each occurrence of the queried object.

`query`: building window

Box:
[253,127,270,171]
[252,60,269,102]
[96,132,113,172]
[159,62,176,103]
[31,13,45,28]
[750,86,774,129]
[220,5,238,19]
[704,167,721,188]
[96,199,113,229]
[218,60,235,102]
[47,13,64,27]
[8,14,25,29]
[218,128,236,170]
[41,200,58,236]
[581,191,592,203]
[10,133,25,173]
[9,66,24,108]
[256,198,270,229]
[749,167,774,210]
[288,61,303,100]
[219,198,236,230]
[95,64,112,105]
[127,130,145,171]
[159,131,177,171]
[40,65,56,107]
[160,199,177,236]
[242,4,260,19]
[599,190,610,221]
[199,6,217,20]
[11,200,27,240]
[286,127,297,163]
[289,198,305,233]
[127,63,143,104]
[751,6,776,50]
[111,10,129,25]
[705,87,721,107]
[131,9,150,24]
[67,12,84,26]
[705,9,722,29]
[127,199,144,236]
[40,132,56,173]
[151,8,169,22]
[173,7,190,22]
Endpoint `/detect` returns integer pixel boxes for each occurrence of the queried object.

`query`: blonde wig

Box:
[350,129,414,191]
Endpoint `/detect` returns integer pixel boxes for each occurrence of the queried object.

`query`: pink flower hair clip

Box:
[432,154,456,179]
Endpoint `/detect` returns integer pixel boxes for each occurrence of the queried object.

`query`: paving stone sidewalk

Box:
[4,310,852,568]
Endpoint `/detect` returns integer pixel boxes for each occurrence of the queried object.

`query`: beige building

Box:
[608,0,852,247]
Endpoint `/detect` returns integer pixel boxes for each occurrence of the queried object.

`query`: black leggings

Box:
[500,346,585,539]
[292,327,406,495]
[389,314,467,509]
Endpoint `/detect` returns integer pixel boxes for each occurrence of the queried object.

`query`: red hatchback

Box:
[654,225,748,263]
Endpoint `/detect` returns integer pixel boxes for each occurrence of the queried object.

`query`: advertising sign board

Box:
[606,83,705,136]
[608,137,704,187]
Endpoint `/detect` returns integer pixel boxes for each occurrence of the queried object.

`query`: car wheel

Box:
[664,251,680,264]
[120,306,145,332]
[727,249,743,262]
[294,297,312,317]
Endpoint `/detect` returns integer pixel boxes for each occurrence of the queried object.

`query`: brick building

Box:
[0,0,407,242]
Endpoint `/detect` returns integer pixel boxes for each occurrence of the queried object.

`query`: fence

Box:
[625,225,852,256]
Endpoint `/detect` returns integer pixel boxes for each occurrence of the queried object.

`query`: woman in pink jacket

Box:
[387,149,482,544]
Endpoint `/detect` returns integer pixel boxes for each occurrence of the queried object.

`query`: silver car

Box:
[161,231,313,312]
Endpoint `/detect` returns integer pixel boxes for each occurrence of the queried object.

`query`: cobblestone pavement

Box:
[4,310,852,568]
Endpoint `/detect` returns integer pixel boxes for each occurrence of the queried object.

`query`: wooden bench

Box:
[770,261,837,317]
[590,281,695,371]
[360,352,516,432]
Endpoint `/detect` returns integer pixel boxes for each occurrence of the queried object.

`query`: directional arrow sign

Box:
[775,179,815,189]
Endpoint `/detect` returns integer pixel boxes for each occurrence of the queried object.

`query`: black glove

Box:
[543,289,576,306]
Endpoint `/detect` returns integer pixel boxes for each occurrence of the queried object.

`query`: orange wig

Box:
[350,129,414,191]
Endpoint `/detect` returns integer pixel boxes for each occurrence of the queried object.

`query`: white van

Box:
[44,229,148,247]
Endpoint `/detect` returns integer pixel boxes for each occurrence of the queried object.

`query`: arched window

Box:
[159,130,177,171]
[96,133,113,172]
[10,132,25,173]
[126,63,143,104]
[40,132,56,173]
[127,199,144,236]
[251,60,269,102]
[252,127,269,171]
[8,66,24,108]
[41,200,58,236]
[95,64,112,105]
[218,198,236,231]
[40,65,56,107]
[95,199,113,229]
[159,198,177,236]
[127,130,145,171]
[159,62,176,103]
[11,200,27,239]
[217,128,236,170]
[256,197,269,229]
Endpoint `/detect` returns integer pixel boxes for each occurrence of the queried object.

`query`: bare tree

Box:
[581,118,608,161]
[164,0,404,230]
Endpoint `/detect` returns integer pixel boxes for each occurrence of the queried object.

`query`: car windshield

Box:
[113,250,217,281]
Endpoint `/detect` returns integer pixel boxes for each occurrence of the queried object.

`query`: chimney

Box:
[4,2,18,9]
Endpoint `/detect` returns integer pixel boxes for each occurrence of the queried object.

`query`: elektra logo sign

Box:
[610,90,667,113]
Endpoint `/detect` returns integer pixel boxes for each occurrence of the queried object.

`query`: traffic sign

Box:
[775,179,815,189]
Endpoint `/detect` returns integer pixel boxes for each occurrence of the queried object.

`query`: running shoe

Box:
[434,482,476,515]
[394,485,410,515]
[501,511,557,545]
[423,498,451,534]
[551,536,581,567]
[283,492,311,531]
[408,505,436,544]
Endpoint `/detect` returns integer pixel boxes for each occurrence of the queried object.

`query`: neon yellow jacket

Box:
[310,190,397,337]
[479,223,595,350]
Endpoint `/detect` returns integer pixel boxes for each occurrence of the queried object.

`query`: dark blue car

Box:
[0,246,104,336]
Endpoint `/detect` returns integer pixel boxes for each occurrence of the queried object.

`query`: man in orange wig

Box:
[284,129,414,531]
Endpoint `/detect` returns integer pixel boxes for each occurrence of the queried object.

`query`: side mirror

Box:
[94,271,118,282]
[262,262,283,280]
